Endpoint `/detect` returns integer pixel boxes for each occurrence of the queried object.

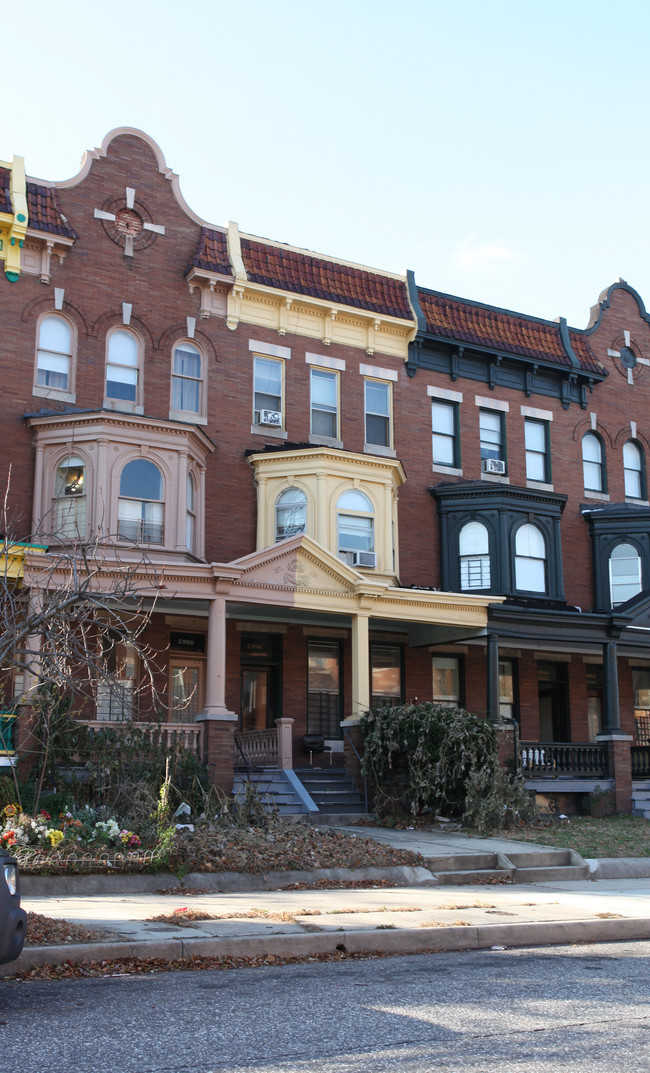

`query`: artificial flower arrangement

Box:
[1,803,141,851]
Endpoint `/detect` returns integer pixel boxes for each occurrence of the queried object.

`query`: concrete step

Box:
[506,850,574,868]
[424,853,500,872]
[510,865,590,882]
[436,868,511,885]
[308,812,372,825]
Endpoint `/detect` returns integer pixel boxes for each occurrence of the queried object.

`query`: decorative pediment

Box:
[230,535,366,598]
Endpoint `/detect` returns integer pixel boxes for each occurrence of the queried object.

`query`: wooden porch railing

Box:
[519,741,609,778]
[86,720,203,754]
[234,728,279,769]
[631,746,650,778]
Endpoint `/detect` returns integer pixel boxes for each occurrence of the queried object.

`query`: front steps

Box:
[632,781,650,818]
[232,769,305,816]
[423,849,590,885]
[294,767,367,821]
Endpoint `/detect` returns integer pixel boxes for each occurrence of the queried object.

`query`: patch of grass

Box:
[506,815,650,858]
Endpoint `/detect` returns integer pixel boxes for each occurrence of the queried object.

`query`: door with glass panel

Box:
[240,668,272,732]
[307,641,342,738]
[170,660,204,723]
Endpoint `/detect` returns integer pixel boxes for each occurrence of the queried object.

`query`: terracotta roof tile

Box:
[26,183,76,238]
[191,228,232,276]
[241,238,412,319]
[418,289,603,375]
[0,168,11,215]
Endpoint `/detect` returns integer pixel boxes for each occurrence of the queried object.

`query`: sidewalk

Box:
[9,827,650,975]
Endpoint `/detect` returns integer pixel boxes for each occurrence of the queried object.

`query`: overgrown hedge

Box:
[360,702,496,818]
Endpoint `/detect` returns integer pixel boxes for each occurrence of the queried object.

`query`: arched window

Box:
[459,521,491,590]
[106,330,140,404]
[118,459,163,544]
[172,342,202,415]
[582,433,604,492]
[54,455,86,538]
[624,441,644,499]
[515,523,546,593]
[275,487,307,541]
[609,542,642,607]
[337,489,375,567]
[36,314,72,392]
[186,473,196,552]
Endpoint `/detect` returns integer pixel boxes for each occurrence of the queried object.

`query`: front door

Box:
[538,661,570,741]
[170,659,205,723]
[240,667,272,731]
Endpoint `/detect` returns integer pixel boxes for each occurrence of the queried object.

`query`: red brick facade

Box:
[2,128,650,812]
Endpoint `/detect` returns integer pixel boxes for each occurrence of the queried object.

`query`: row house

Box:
[1,128,649,813]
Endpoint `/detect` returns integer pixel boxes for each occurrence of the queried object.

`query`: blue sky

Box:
[4,0,650,327]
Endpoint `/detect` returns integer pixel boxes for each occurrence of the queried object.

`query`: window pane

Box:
[40,315,71,353]
[582,434,601,463]
[172,377,200,413]
[432,401,455,435]
[366,413,389,446]
[479,411,502,459]
[583,460,602,491]
[432,657,459,702]
[338,490,372,512]
[109,331,138,366]
[338,514,373,551]
[276,487,307,539]
[525,420,545,452]
[120,459,163,499]
[371,645,402,700]
[255,357,281,396]
[173,345,201,378]
[459,521,489,555]
[56,457,85,497]
[366,381,389,417]
[311,370,337,407]
[308,642,340,692]
[432,432,455,465]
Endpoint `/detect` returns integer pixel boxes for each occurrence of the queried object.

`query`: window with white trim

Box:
[337,489,374,567]
[172,342,203,416]
[54,455,86,539]
[459,520,491,590]
[514,523,546,593]
[186,473,196,552]
[275,487,307,541]
[582,432,605,493]
[432,400,459,467]
[525,418,550,482]
[106,329,140,405]
[310,368,338,439]
[365,379,391,448]
[253,356,283,429]
[36,314,73,393]
[118,459,164,544]
[479,409,505,471]
[624,440,644,499]
[609,542,642,607]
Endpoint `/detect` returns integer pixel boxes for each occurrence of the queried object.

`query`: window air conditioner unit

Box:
[483,458,506,475]
[258,409,282,427]
[352,551,376,568]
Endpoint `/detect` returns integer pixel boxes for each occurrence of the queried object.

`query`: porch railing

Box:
[519,741,609,778]
[631,746,650,778]
[234,728,279,769]
[86,720,202,754]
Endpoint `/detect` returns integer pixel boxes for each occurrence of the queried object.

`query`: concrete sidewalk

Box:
[8,826,650,975]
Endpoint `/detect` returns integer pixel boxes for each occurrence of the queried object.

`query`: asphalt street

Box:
[3,939,650,1073]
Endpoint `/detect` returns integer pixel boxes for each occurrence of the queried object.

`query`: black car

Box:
[0,848,26,965]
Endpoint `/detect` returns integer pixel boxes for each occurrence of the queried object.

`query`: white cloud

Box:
[454,234,522,272]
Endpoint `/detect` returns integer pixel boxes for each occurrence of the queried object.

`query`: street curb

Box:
[6,917,650,977]
[19,864,437,897]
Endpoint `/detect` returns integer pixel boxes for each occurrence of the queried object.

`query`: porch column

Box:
[21,588,44,703]
[487,632,500,723]
[596,639,633,814]
[351,611,370,715]
[200,594,233,717]
[196,593,238,793]
[602,640,621,733]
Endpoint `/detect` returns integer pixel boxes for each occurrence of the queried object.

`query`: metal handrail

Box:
[343,726,368,814]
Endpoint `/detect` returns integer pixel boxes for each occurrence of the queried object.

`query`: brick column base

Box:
[596,733,633,815]
[197,715,237,794]
[341,718,364,787]
[495,721,518,774]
